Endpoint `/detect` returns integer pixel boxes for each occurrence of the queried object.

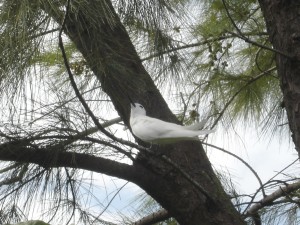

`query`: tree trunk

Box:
[45,1,245,224]
[258,0,300,156]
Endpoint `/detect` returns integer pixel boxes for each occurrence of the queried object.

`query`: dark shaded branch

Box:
[132,208,171,225]
[252,212,262,225]
[0,141,136,182]
[29,28,60,40]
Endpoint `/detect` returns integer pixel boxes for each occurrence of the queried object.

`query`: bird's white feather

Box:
[130,103,215,144]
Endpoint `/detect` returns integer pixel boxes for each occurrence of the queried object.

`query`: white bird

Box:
[130,103,215,144]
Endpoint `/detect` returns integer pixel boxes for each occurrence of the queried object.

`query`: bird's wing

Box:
[131,116,214,143]
[131,116,184,141]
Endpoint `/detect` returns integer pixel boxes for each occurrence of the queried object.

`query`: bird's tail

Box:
[184,118,208,131]
[196,129,215,135]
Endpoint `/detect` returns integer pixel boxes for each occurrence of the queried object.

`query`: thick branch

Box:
[0,141,136,182]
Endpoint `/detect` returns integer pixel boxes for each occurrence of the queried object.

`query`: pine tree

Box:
[0,0,299,224]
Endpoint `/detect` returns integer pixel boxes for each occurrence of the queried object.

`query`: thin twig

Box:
[202,142,266,197]
[242,158,299,214]
[93,182,129,222]
[29,28,60,40]
[0,163,21,174]
[65,167,76,225]
[221,0,243,36]
[228,30,292,58]
[0,169,46,202]
[179,92,188,123]
[141,32,268,61]
[210,66,276,130]
[221,0,292,59]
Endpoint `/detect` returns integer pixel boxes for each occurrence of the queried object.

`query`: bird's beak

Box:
[127,95,135,107]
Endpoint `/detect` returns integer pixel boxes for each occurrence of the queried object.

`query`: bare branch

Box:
[244,180,300,217]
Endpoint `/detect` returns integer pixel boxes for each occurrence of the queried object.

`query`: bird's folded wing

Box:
[132,116,214,142]
[131,116,183,141]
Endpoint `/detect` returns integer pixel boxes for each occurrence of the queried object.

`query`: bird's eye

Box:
[139,105,144,109]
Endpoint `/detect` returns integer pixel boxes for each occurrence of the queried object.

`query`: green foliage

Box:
[168,0,284,134]
[0,0,49,87]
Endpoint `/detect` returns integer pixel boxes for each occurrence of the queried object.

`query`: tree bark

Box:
[258,0,300,156]
[40,1,245,224]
